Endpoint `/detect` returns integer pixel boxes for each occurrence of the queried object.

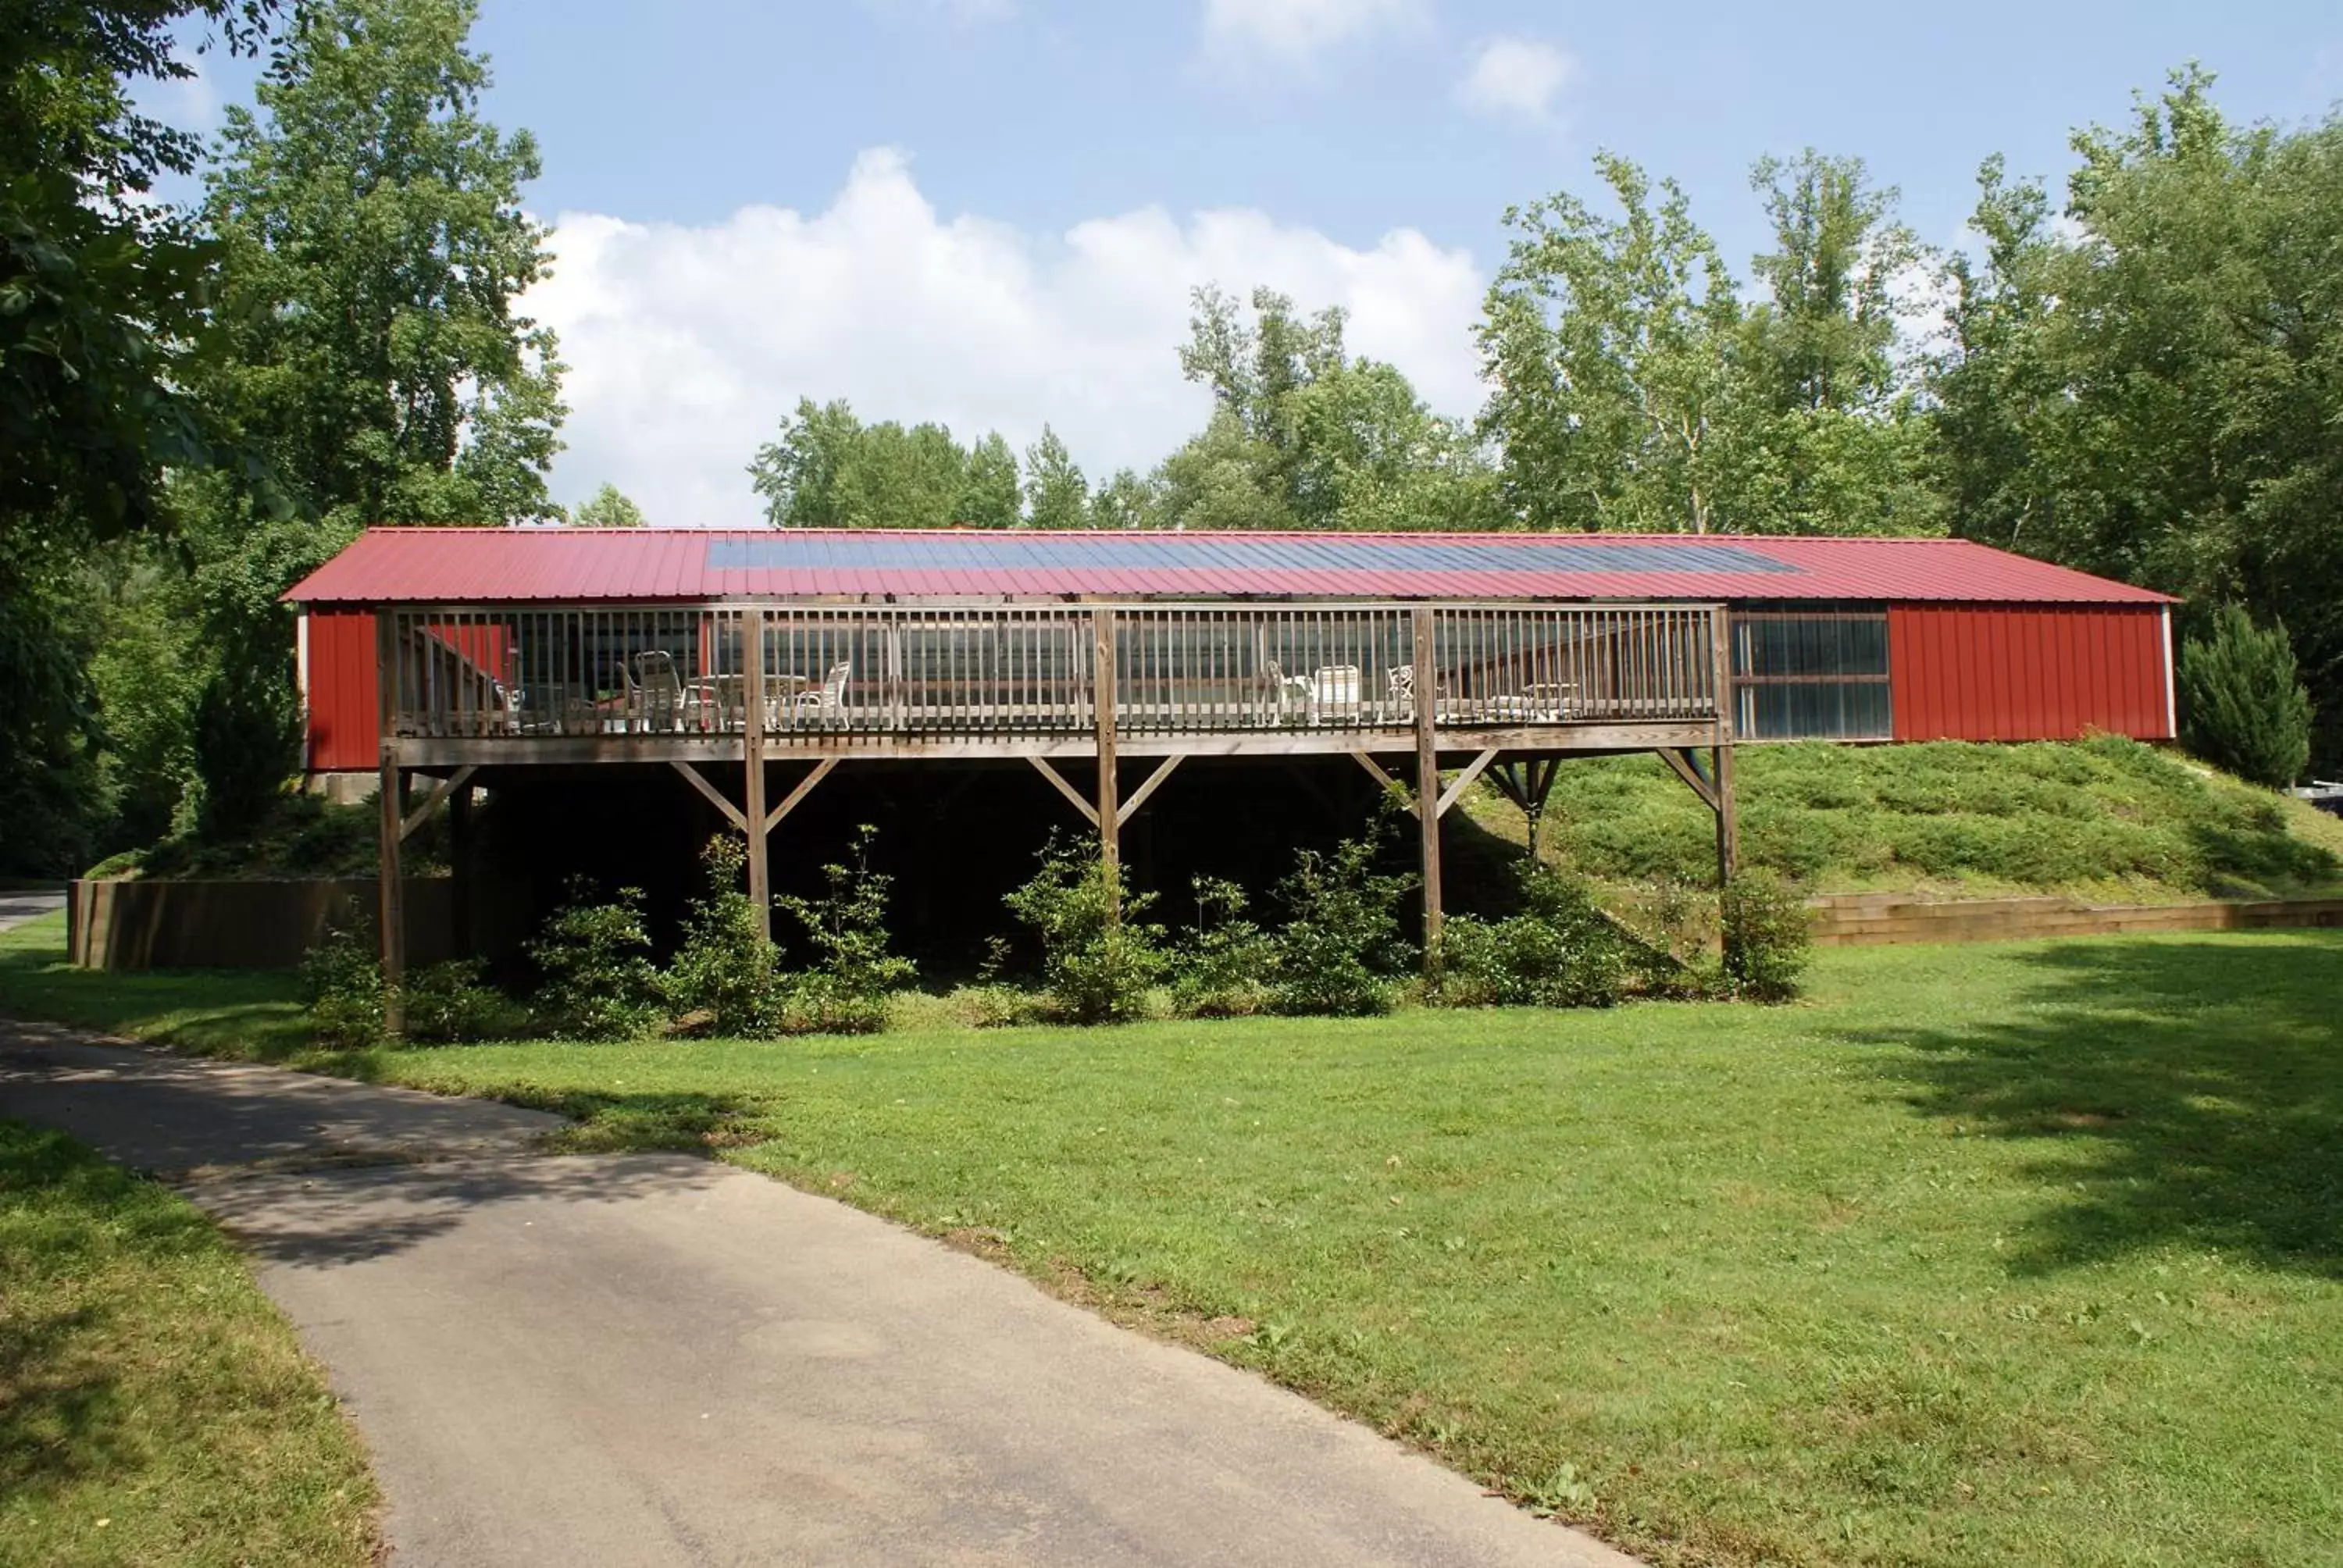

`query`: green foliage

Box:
[400,957,512,1043]
[776,825,915,1035]
[2180,605,2314,789]
[1003,838,1167,1025]
[748,397,1025,529]
[1439,864,1628,1009]
[1532,739,2342,900]
[1718,868,1813,1001]
[1168,876,1275,1018]
[528,878,661,1040]
[300,925,386,1047]
[0,535,107,875]
[1022,426,1090,529]
[568,482,645,526]
[198,0,565,535]
[1269,828,1414,1017]
[659,835,784,1037]
[190,657,300,840]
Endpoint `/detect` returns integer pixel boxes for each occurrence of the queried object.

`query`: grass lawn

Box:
[1464,737,2343,901]
[3,911,2339,1565]
[0,1117,378,1567]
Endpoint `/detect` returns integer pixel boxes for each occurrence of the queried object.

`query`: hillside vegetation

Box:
[1472,737,2343,901]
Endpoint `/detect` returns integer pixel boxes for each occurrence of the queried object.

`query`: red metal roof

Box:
[284,527,2177,608]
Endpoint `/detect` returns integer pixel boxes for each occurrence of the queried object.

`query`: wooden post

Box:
[1711,604,1740,886]
[743,609,770,939]
[374,611,405,1035]
[1093,607,1121,917]
[1412,605,1443,979]
[448,779,473,958]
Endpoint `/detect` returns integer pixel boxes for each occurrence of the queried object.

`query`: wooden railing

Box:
[383,601,1724,745]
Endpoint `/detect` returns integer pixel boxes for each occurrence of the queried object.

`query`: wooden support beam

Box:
[1412,606,1443,978]
[1114,754,1182,829]
[743,610,771,938]
[1347,749,1403,799]
[1433,747,1501,820]
[1710,604,1740,887]
[1093,607,1121,916]
[448,780,473,959]
[398,764,477,841]
[1656,746,1720,811]
[374,611,405,1036]
[1026,756,1100,827]
[670,760,747,832]
[763,756,838,834]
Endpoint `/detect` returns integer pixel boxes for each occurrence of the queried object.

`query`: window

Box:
[1732,608,1891,740]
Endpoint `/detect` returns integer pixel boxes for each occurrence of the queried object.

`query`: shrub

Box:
[1003,837,1167,1025]
[300,925,385,1046]
[1720,868,1812,1002]
[776,825,915,1034]
[401,958,514,1043]
[2180,605,2314,789]
[191,661,301,841]
[1169,877,1275,1018]
[1614,878,1721,1000]
[1440,864,1628,1009]
[661,836,785,1036]
[1270,829,1414,1017]
[529,878,662,1040]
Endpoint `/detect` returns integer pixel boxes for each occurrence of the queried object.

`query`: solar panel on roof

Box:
[704,535,1807,576]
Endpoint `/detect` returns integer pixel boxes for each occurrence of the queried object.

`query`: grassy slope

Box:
[0,1119,378,1568]
[1464,736,2343,901]
[5,911,2338,1567]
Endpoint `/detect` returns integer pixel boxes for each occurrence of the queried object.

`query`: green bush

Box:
[529,878,662,1040]
[2181,605,2315,789]
[660,836,785,1037]
[1003,837,1167,1025]
[299,925,384,1046]
[1271,829,1414,1017]
[776,825,915,1034]
[1441,864,1630,1009]
[1720,868,1812,1002]
[191,661,301,841]
[401,958,514,1043]
[1168,877,1275,1018]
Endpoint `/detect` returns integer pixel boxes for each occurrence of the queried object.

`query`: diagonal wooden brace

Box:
[670,761,747,832]
[1657,746,1721,811]
[399,765,476,840]
[1114,754,1182,829]
[1027,756,1100,827]
[763,757,837,834]
[1433,747,1501,819]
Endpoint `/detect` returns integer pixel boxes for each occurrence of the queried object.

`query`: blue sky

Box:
[160,0,2337,525]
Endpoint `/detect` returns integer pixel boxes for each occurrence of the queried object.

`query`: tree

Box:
[1164,285,1491,530]
[0,0,289,872]
[570,483,646,527]
[1023,427,1089,529]
[1088,468,1159,532]
[2180,606,2314,788]
[1478,153,1750,533]
[747,397,1023,529]
[198,0,565,537]
[957,432,1021,529]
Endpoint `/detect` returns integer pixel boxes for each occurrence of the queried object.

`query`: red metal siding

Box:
[1889,604,2172,742]
[305,610,379,772]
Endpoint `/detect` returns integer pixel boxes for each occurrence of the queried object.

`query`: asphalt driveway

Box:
[0,1020,1631,1568]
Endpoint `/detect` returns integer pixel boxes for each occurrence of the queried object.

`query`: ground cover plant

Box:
[0,1118,377,1567]
[1475,736,2343,900]
[5,908,2338,1566]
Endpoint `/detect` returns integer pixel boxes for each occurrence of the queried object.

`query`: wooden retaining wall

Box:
[1807,893,2343,947]
[67,877,455,971]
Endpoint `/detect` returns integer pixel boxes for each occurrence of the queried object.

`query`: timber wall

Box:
[67,877,452,971]
[1808,892,2343,947]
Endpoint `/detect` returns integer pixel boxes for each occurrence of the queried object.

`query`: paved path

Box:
[0,888,64,932]
[0,1020,1633,1568]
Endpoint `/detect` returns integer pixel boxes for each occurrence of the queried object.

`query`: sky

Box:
[153,0,2340,528]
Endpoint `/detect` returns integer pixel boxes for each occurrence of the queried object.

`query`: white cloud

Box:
[527,149,1485,528]
[1457,37,1576,125]
[1200,0,1427,72]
